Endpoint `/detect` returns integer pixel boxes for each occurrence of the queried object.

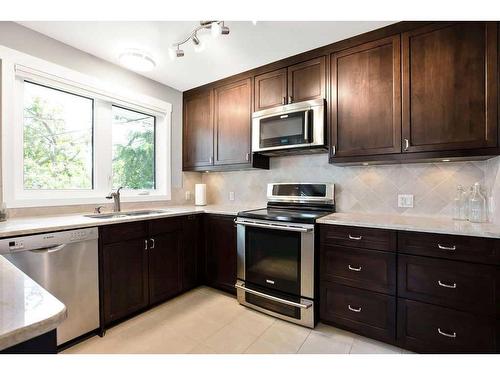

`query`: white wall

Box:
[0,22,201,216]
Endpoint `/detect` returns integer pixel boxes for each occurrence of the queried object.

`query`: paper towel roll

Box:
[195,184,207,206]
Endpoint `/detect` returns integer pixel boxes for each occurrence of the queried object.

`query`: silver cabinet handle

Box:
[438,244,456,251]
[144,240,148,250]
[288,96,293,104]
[348,265,362,272]
[282,97,286,105]
[438,328,457,338]
[403,138,409,151]
[150,238,155,249]
[348,234,362,240]
[235,282,312,309]
[245,153,250,161]
[331,145,336,156]
[438,280,457,289]
[348,305,362,313]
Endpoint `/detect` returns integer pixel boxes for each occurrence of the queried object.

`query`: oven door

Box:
[235,218,315,327]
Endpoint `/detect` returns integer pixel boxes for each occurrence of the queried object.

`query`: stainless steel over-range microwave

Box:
[251,98,326,155]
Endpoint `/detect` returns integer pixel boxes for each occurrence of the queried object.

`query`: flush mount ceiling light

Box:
[169,21,230,59]
[119,49,156,72]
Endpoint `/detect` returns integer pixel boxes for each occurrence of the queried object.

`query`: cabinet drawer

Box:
[320,244,396,294]
[397,299,497,353]
[320,224,396,252]
[398,254,499,316]
[320,282,396,343]
[398,231,500,265]
[149,216,184,236]
[101,221,149,244]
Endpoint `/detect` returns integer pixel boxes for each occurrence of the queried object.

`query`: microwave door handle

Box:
[303,110,310,142]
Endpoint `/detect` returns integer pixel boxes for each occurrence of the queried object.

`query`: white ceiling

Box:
[18,21,394,92]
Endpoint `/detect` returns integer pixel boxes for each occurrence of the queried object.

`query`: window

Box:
[112,106,155,190]
[23,82,94,190]
[1,53,172,208]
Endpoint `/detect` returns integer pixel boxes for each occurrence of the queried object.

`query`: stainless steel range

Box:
[235,183,335,328]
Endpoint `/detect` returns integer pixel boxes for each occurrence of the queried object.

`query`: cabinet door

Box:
[402,22,498,153]
[102,238,149,324]
[331,36,401,157]
[149,229,183,305]
[214,78,252,165]
[182,214,203,291]
[287,56,326,103]
[254,68,287,111]
[183,90,214,168]
[205,215,237,294]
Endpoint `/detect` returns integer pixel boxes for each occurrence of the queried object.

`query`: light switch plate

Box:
[398,194,414,208]
[229,191,235,201]
[185,191,191,201]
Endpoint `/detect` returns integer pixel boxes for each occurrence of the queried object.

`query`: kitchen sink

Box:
[84,209,169,219]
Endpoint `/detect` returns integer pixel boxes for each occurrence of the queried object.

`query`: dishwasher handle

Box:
[29,244,67,254]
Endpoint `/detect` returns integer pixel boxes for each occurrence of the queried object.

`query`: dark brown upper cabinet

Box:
[254,56,326,111]
[402,22,498,153]
[254,68,287,111]
[331,35,401,158]
[214,78,252,165]
[288,56,326,104]
[183,90,213,168]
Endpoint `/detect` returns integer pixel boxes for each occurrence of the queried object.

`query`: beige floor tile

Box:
[297,332,352,354]
[188,343,220,354]
[349,337,402,354]
[313,323,358,345]
[62,287,403,355]
[245,320,311,354]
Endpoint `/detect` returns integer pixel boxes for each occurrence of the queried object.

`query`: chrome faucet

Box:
[106,187,123,212]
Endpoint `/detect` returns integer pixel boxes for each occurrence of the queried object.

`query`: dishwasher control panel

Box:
[8,240,25,251]
[0,227,98,254]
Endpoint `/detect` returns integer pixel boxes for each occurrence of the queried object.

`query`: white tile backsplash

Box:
[202,153,500,221]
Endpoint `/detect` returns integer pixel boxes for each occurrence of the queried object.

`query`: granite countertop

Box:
[0,256,67,351]
[317,212,500,239]
[0,204,263,239]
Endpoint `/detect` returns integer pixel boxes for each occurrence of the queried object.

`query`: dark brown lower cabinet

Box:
[397,298,497,353]
[102,237,149,325]
[205,214,237,294]
[320,281,396,344]
[149,231,182,305]
[182,214,203,291]
[101,215,203,326]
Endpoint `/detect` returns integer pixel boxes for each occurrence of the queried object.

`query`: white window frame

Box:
[0,46,172,208]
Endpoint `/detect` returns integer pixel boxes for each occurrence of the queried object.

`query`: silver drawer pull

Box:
[438,280,457,289]
[348,265,362,272]
[438,244,456,251]
[437,328,457,338]
[348,304,362,313]
[348,234,362,240]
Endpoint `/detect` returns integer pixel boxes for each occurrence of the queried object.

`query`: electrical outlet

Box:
[185,191,191,201]
[229,191,235,201]
[398,194,414,208]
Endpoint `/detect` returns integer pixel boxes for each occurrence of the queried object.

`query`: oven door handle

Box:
[234,219,313,233]
[235,282,313,309]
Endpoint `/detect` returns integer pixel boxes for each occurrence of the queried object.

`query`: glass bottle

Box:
[453,185,466,220]
[469,182,487,223]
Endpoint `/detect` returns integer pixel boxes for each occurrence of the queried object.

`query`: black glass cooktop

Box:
[238,207,332,224]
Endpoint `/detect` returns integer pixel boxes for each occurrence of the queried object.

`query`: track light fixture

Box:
[169,21,230,59]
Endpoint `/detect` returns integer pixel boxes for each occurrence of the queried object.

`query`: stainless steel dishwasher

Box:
[0,227,100,346]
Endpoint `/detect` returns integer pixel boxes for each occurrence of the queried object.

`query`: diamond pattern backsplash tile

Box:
[202,154,500,221]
